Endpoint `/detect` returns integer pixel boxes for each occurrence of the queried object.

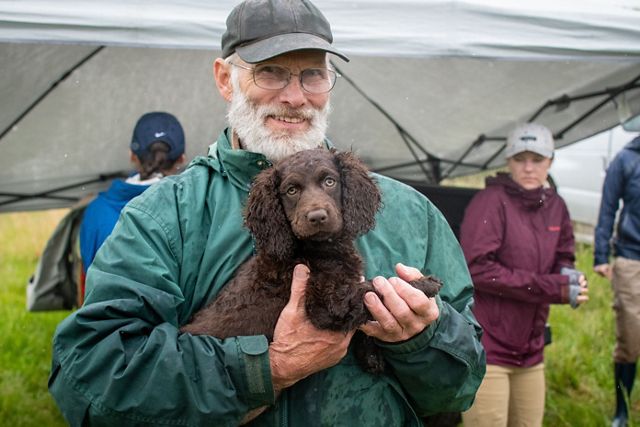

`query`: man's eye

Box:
[324,177,336,187]
[256,65,288,80]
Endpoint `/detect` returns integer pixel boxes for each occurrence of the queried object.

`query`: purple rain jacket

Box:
[460,173,575,367]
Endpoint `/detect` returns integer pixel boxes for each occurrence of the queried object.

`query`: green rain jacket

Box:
[49,129,485,427]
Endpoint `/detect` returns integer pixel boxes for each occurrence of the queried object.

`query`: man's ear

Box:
[214,58,233,102]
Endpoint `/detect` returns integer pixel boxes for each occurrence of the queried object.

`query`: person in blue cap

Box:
[79,111,186,274]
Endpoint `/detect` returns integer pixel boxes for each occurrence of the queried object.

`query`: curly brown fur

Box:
[181,148,442,374]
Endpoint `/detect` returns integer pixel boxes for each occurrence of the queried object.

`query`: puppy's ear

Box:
[334,150,382,238]
[244,167,295,260]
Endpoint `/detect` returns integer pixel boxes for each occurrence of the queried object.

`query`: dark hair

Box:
[137,141,180,180]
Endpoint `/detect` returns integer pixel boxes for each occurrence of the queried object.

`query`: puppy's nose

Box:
[307,209,329,224]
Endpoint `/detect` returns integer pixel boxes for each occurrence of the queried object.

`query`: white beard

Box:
[227,72,331,162]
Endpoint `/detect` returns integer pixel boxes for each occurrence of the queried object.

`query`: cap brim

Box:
[506,145,554,159]
[236,32,349,63]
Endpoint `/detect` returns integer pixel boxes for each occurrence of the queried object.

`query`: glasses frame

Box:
[228,61,340,94]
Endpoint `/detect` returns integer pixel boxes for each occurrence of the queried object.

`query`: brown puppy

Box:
[181,148,442,373]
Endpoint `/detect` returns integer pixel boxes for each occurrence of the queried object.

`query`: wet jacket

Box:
[79,179,149,272]
[460,173,575,367]
[49,129,485,427]
[594,135,640,265]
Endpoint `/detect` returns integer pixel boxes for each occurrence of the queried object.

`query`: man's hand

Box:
[269,264,353,393]
[594,263,612,280]
[360,263,439,342]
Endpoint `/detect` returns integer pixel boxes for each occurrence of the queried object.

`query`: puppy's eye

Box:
[324,177,337,187]
[286,186,298,196]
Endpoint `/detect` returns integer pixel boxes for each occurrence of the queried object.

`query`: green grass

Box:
[0,210,69,426]
[0,211,638,425]
[544,244,638,427]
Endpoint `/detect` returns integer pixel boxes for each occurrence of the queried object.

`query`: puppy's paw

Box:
[409,275,442,298]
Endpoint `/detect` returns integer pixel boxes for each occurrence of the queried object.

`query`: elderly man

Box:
[49,0,485,425]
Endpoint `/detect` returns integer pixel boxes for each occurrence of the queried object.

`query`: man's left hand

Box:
[359,263,439,342]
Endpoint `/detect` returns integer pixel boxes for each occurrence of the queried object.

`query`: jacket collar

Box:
[487,172,553,210]
[625,135,640,153]
[191,128,334,191]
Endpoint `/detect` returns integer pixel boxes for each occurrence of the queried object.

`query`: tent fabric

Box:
[2,1,639,59]
[1,1,640,212]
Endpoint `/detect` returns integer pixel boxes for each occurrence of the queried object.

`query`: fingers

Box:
[594,264,611,280]
[363,287,401,332]
[395,262,423,282]
[361,275,438,342]
[288,264,309,309]
[578,275,588,289]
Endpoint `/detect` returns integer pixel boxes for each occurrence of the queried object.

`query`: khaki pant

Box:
[462,363,545,427]
[612,256,640,363]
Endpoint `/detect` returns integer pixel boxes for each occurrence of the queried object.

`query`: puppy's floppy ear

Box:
[334,150,382,238]
[244,167,295,260]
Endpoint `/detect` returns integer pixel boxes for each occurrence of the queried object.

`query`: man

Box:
[49,0,485,425]
[594,133,640,427]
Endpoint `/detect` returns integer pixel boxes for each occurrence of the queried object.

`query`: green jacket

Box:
[50,129,485,427]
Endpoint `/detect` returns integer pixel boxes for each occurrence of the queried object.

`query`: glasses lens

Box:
[301,69,336,94]
[253,65,290,90]
[251,65,337,93]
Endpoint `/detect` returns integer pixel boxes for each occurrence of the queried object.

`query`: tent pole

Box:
[332,61,441,182]
[0,171,125,208]
[0,46,105,142]
[443,74,640,179]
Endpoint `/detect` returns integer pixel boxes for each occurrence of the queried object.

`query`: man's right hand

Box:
[594,263,612,280]
[269,264,354,393]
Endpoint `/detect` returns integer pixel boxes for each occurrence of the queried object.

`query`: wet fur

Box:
[181,148,442,373]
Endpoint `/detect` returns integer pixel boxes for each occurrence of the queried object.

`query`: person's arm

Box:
[362,201,485,415]
[269,265,353,391]
[51,200,352,426]
[244,264,354,424]
[594,154,625,266]
[460,191,570,305]
[552,200,577,272]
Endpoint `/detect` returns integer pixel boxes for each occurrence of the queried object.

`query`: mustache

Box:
[256,104,318,121]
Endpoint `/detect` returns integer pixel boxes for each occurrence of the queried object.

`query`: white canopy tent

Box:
[1,0,640,213]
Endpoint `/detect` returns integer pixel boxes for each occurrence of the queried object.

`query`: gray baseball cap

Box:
[505,122,555,159]
[221,0,349,63]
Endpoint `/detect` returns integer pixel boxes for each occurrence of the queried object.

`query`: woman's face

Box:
[507,151,553,190]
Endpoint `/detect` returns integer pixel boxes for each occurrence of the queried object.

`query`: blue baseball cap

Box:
[130,112,185,161]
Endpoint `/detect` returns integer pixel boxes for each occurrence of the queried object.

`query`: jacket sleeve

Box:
[49,202,274,426]
[594,154,625,265]
[552,199,577,273]
[78,198,111,273]
[460,190,570,305]
[381,202,486,416]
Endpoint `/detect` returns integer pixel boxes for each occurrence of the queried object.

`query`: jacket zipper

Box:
[280,389,288,426]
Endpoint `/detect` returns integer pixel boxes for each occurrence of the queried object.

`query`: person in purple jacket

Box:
[80,111,186,275]
[460,122,589,427]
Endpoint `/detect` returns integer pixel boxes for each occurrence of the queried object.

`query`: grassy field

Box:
[0,209,69,426]
[0,209,638,426]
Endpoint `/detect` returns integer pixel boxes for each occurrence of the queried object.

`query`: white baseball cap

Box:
[505,123,555,159]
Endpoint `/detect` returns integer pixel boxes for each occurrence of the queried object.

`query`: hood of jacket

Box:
[485,172,555,211]
[624,134,640,153]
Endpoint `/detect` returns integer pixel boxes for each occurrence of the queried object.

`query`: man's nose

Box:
[278,77,307,107]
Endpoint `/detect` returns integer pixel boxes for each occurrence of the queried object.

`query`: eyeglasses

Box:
[228,62,339,94]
